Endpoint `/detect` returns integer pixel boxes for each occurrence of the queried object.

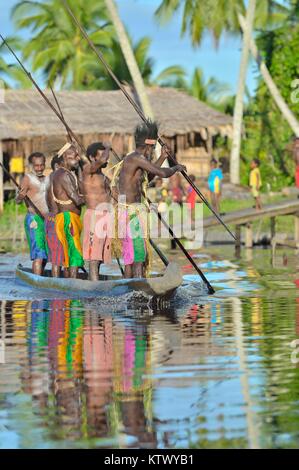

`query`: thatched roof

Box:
[0,87,232,140]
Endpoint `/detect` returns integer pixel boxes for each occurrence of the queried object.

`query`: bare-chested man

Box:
[45,154,66,278]
[52,143,84,279]
[82,142,112,281]
[118,120,186,279]
[16,152,48,275]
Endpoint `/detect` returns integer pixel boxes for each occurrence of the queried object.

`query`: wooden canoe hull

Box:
[15,262,182,298]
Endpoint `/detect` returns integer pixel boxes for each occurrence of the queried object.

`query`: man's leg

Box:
[52,265,61,278]
[216,193,221,214]
[32,259,43,276]
[89,261,100,281]
[124,264,133,279]
[64,268,70,278]
[70,267,78,279]
[256,195,262,210]
[132,262,144,278]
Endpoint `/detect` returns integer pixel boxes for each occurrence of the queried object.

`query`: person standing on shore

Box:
[249,158,262,211]
[293,137,299,190]
[186,174,197,222]
[52,143,85,279]
[208,159,223,214]
[16,152,48,275]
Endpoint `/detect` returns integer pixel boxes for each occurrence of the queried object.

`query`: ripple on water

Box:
[1,248,299,448]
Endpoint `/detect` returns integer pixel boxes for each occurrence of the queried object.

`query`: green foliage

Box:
[155,0,286,47]
[11,0,114,89]
[241,21,299,191]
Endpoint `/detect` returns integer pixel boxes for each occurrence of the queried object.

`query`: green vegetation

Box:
[0,200,27,252]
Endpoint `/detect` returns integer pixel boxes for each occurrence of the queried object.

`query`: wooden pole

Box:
[245,223,253,249]
[61,0,236,242]
[294,213,299,248]
[235,225,241,258]
[0,141,3,213]
[270,217,276,243]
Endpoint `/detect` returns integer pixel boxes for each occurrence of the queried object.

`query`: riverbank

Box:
[0,194,296,253]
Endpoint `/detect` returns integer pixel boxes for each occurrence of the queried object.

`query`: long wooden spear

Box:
[1,34,212,290]
[0,34,86,155]
[48,81,212,290]
[62,0,236,241]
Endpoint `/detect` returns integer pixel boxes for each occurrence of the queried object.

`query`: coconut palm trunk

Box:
[238,12,299,137]
[104,0,154,119]
[230,0,256,185]
[0,141,3,213]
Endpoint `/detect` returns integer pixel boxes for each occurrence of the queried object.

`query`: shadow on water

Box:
[1,247,299,448]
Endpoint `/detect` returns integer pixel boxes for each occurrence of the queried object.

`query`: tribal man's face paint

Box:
[31,157,45,177]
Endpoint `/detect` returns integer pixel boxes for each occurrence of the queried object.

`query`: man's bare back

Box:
[118,150,186,204]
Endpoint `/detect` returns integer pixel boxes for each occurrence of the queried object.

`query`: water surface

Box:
[1,246,299,449]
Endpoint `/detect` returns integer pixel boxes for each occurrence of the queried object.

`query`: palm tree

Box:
[89,35,186,90]
[104,0,154,118]
[155,0,296,183]
[0,37,32,88]
[230,0,256,185]
[238,12,299,137]
[12,0,113,89]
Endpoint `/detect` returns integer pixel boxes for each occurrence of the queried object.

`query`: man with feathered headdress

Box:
[117,119,186,278]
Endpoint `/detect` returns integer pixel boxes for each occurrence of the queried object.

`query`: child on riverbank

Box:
[250,159,262,210]
[208,159,223,214]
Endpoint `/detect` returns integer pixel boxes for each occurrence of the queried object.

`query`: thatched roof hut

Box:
[0,87,232,192]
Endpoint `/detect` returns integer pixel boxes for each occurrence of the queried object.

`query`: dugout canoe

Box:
[15,262,182,298]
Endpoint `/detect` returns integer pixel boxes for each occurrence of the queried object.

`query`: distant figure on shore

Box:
[293,137,299,190]
[169,173,185,206]
[208,159,223,214]
[16,152,48,275]
[186,174,197,221]
[250,158,262,211]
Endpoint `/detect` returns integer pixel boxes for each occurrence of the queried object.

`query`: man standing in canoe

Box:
[16,152,48,275]
[45,154,66,278]
[52,143,85,279]
[118,120,186,279]
[82,142,112,281]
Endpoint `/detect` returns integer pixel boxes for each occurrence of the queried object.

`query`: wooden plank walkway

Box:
[203,198,299,248]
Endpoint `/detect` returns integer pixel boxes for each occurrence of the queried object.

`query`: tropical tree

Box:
[155,0,295,184]
[230,0,256,185]
[11,0,185,95]
[104,0,154,118]
[0,37,32,88]
[89,35,186,90]
[12,0,113,89]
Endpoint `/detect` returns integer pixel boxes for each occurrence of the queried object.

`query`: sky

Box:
[0,0,258,95]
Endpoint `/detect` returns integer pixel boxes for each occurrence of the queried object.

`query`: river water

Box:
[0,245,299,449]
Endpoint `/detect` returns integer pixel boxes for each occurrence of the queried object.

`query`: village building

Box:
[0,87,232,210]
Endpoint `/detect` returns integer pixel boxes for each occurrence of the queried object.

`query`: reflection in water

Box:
[1,248,299,448]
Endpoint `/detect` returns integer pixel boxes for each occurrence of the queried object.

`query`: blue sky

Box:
[1,0,258,95]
